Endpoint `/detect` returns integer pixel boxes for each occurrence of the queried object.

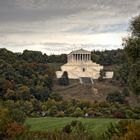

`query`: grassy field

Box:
[25,117,120,136]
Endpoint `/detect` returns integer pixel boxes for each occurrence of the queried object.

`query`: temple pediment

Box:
[69,49,91,55]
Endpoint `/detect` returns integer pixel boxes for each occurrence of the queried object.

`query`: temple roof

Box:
[69,49,91,55]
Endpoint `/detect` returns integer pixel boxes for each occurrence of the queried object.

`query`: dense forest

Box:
[0,15,140,140]
[0,47,126,65]
[0,48,55,101]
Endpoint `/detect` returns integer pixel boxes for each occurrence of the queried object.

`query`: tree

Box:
[0,48,16,63]
[9,108,26,124]
[33,85,49,101]
[4,89,16,100]
[91,49,126,66]
[49,93,63,101]
[21,50,46,63]
[48,106,58,116]
[43,75,53,91]
[98,69,106,81]
[3,80,15,91]
[106,91,126,104]
[123,15,140,96]
[0,78,5,98]
[73,107,84,117]
[58,71,69,86]
[17,86,31,100]
[122,88,130,97]
[113,63,129,85]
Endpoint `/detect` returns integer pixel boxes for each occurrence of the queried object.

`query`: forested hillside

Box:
[0,48,55,101]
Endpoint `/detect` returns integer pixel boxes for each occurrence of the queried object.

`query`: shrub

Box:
[6,122,26,139]
[49,93,63,101]
[106,91,126,104]
[0,107,27,139]
[104,120,140,140]
[122,88,130,97]
[113,111,126,119]
[55,111,65,117]
[72,107,84,117]
[48,106,58,116]
[62,120,86,134]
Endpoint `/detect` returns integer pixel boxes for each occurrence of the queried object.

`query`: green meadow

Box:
[26,117,120,136]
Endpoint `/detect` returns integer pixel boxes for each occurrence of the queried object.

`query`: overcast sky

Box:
[0,0,139,54]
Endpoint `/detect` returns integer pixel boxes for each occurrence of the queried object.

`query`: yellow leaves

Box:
[111,121,140,140]
[122,121,140,140]
[0,107,9,120]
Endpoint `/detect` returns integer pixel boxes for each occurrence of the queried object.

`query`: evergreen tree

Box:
[98,69,106,81]
[58,71,69,86]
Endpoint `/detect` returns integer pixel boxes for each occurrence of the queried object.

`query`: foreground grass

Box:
[25,117,120,136]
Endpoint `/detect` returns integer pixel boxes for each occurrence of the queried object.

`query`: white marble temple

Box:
[56,49,113,79]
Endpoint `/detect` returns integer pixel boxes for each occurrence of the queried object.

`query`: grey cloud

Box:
[0,0,139,23]
[66,22,128,34]
[42,42,121,53]
[137,4,140,9]
[92,23,128,33]
[0,0,85,22]
[0,0,139,53]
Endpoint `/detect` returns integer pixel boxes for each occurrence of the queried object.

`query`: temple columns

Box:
[71,53,90,61]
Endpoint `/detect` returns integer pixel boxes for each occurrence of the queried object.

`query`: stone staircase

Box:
[79,77,94,85]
